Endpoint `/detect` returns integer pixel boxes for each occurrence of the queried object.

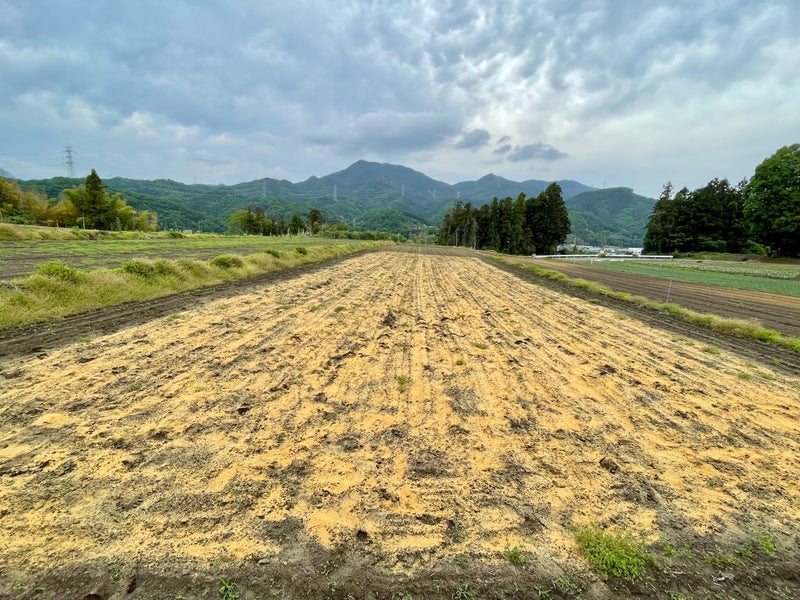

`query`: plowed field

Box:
[2,247,799,599]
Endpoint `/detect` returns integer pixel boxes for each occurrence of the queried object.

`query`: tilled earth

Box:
[1,246,799,599]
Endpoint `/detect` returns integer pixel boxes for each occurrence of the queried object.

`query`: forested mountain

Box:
[16,160,654,243]
[566,187,655,247]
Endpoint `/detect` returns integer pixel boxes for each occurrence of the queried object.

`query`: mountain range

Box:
[17,160,655,246]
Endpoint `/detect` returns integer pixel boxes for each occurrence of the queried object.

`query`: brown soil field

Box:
[513,257,800,339]
[1,247,799,599]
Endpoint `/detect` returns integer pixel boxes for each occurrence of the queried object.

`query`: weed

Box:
[503,543,530,565]
[218,579,239,600]
[211,255,243,269]
[552,574,582,595]
[738,372,753,380]
[36,260,83,283]
[453,554,470,568]
[701,345,721,355]
[397,375,410,394]
[473,342,489,350]
[393,594,413,600]
[294,246,308,255]
[667,592,689,600]
[452,583,474,600]
[264,248,281,258]
[573,526,653,583]
[704,545,742,568]
[755,533,776,554]
[735,543,754,558]
[659,539,678,557]
[334,305,346,312]
[534,585,552,598]
[455,358,465,366]
[78,335,91,343]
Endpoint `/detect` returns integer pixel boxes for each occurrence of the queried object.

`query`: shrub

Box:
[294,246,308,255]
[573,526,653,583]
[35,261,82,283]
[211,254,244,269]
[120,259,179,278]
[265,249,282,258]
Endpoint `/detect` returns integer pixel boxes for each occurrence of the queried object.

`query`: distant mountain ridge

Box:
[19,160,654,245]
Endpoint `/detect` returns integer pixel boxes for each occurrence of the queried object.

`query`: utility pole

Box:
[65,146,75,178]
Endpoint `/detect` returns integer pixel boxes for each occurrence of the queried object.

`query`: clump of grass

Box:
[210,254,244,269]
[704,545,742,568]
[755,533,777,554]
[503,543,531,565]
[264,248,282,258]
[35,260,83,283]
[573,526,653,583]
[120,258,179,278]
[701,345,721,355]
[473,342,488,350]
[294,246,308,255]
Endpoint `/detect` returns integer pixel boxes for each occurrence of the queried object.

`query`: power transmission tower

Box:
[65,146,75,177]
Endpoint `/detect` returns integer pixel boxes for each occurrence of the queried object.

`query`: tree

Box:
[308,208,322,234]
[289,214,306,234]
[62,169,156,231]
[744,144,800,257]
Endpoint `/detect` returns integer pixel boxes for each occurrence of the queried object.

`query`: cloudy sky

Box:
[1,0,798,198]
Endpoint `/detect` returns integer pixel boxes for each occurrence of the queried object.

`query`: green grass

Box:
[0,240,386,329]
[572,526,653,583]
[567,259,800,296]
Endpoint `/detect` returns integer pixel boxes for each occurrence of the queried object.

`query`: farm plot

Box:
[1,247,799,599]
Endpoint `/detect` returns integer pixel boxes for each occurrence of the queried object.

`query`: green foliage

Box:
[573,526,653,583]
[704,545,742,568]
[294,246,308,255]
[120,259,179,278]
[755,533,777,554]
[210,255,244,269]
[64,170,158,231]
[35,261,83,283]
[438,185,570,255]
[265,249,282,258]
[744,144,800,257]
[503,543,530,565]
[644,178,747,254]
[452,583,474,600]
[218,579,239,600]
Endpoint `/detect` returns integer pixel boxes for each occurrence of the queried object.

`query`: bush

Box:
[35,261,83,283]
[120,259,179,278]
[211,254,244,269]
[265,249,282,258]
[294,246,308,255]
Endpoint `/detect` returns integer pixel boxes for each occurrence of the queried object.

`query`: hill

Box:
[566,187,656,247]
[18,161,654,243]
[0,167,15,179]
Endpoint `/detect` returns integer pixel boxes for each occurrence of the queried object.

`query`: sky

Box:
[1,0,798,198]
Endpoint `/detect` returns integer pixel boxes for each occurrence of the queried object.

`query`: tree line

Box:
[644,144,800,257]
[437,182,570,255]
[1,169,157,231]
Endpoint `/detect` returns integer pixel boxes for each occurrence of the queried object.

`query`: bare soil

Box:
[1,247,799,599]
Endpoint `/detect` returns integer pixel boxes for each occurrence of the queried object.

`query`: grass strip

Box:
[491,256,800,355]
[0,241,389,329]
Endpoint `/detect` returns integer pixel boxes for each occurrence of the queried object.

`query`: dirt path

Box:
[2,247,799,599]
[515,257,800,338]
